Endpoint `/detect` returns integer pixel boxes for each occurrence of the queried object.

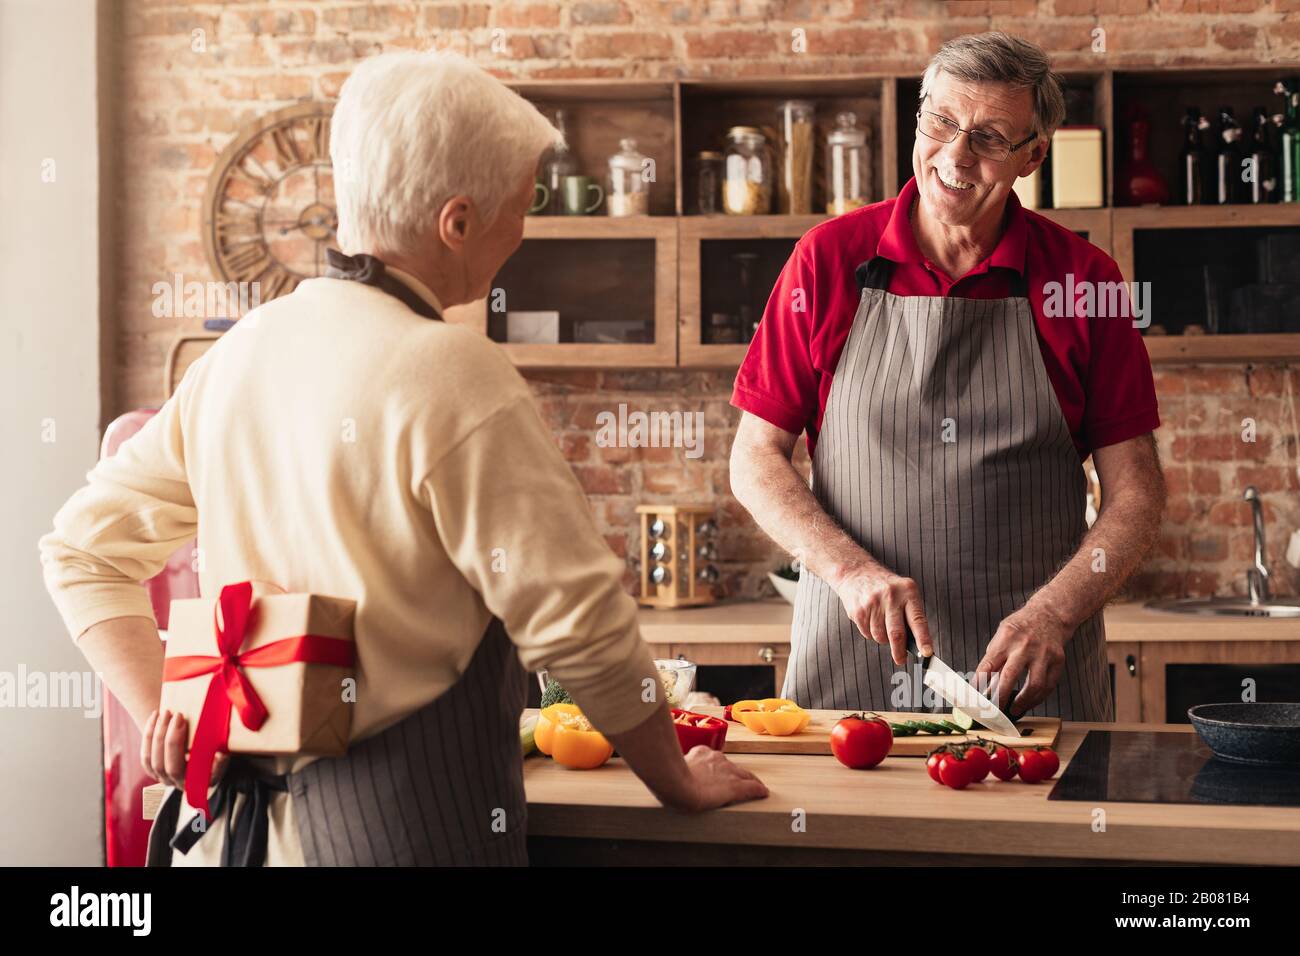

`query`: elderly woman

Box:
[40,50,765,867]
[730,32,1164,721]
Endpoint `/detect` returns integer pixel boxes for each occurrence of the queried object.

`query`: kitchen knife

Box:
[903,628,1022,740]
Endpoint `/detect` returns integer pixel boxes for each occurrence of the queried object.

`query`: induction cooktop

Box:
[1048,730,1300,808]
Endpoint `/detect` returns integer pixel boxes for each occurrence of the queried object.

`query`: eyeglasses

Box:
[915,109,1037,162]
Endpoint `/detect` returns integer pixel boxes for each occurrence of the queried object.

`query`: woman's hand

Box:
[140,709,227,790]
[668,746,769,813]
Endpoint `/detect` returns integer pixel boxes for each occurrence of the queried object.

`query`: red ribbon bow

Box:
[162,581,355,819]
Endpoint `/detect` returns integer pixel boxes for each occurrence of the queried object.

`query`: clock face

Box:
[202,102,337,303]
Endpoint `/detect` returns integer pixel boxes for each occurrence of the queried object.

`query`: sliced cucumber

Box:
[950,706,975,731]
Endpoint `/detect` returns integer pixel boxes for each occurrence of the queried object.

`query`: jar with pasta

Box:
[723,126,772,215]
[776,100,815,214]
[826,111,872,216]
[607,137,650,216]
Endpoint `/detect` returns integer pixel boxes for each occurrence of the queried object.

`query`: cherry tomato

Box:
[988,745,1018,781]
[927,750,948,783]
[1016,748,1047,783]
[1033,746,1060,779]
[831,713,893,769]
[938,753,973,790]
[962,744,991,783]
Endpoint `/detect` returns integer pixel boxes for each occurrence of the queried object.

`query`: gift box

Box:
[159,581,356,817]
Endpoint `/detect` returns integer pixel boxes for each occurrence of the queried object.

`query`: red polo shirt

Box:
[731,176,1160,459]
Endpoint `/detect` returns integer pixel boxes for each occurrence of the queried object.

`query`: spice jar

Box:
[723,126,772,215]
[777,100,815,214]
[695,150,723,214]
[607,137,650,216]
[826,111,872,215]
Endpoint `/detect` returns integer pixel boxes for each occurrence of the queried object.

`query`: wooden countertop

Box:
[525,720,1300,865]
[637,599,1300,644]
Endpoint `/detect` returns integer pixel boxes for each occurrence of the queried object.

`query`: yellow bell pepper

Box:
[534,703,614,769]
[731,698,810,736]
[534,703,580,756]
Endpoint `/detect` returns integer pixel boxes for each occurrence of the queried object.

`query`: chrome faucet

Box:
[1243,486,1271,604]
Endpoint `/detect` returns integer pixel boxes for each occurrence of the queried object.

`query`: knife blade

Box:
[903,628,1021,740]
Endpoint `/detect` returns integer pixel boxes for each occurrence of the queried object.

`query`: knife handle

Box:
[903,619,927,665]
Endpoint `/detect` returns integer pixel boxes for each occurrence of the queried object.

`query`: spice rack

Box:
[636,505,719,608]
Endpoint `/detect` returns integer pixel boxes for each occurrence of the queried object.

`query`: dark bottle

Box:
[1249,107,1278,204]
[1214,107,1245,204]
[1179,107,1210,205]
[1279,79,1300,203]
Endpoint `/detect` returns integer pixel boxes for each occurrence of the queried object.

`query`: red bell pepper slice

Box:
[670,708,729,753]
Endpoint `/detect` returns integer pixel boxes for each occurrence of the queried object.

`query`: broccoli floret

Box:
[540,678,572,708]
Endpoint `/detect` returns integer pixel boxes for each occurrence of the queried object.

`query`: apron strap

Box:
[325,248,443,322]
[148,758,289,867]
[855,255,895,293]
[855,255,1030,298]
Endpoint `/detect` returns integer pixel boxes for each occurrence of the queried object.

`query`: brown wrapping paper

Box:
[160,590,356,757]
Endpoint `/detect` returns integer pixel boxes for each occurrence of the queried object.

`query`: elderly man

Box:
[40,51,765,867]
[730,32,1165,722]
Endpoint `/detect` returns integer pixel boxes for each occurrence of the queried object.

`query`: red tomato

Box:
[1016,748,1047,783]
[926,750,947,783]
[962,745,991,783]
[989,746,1018,781]
[830,713,893,770]
[1033,746,1060,779]
[938,753,973,790]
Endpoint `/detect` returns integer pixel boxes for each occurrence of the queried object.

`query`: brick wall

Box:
[109,0,1300,601]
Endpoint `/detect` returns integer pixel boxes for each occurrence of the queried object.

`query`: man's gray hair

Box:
[919,31,1067,140]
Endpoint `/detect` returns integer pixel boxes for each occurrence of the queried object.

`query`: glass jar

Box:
[695,150,723,214]
[826,111,872,215]
[607,137,649,217]
[777,100,815,214]
[723,126,772,215]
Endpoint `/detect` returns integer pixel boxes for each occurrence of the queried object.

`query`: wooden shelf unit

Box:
[171,67,1300,381]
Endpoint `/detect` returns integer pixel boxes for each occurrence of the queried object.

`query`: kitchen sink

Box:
[1145,597,1300,618]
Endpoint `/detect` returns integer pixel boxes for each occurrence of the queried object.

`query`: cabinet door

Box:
[1139,641,1300,724]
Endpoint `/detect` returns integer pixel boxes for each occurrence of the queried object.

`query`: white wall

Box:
[0,0,104,865]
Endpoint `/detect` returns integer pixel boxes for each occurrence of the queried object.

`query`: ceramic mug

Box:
[528,181,550,215]
[562,175,604,215]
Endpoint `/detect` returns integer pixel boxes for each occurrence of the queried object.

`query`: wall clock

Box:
[201,101,337,303]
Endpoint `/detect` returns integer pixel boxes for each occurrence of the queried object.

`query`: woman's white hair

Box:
[330,50,561,255]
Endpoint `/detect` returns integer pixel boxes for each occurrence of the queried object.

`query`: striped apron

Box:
[146,252,530,866]
[784,254,1112,722]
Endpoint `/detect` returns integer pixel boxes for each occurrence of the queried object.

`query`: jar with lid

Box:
[694,150,723,214]
[826,111,872,215]
[776,100,815,214]
[607,137,650,216]
[723,126,772,215]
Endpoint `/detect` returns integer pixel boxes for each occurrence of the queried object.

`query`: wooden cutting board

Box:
[691,706,1061,757]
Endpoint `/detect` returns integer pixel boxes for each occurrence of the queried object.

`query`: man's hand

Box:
[830,565,934,666]
[976,602,1072,718]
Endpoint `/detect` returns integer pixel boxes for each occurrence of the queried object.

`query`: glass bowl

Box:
[654,658,697,707]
